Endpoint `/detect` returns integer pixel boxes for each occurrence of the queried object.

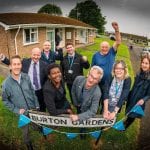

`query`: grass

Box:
[0,38,139,150]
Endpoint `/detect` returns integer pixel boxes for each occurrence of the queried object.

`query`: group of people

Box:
[0,22,149,150]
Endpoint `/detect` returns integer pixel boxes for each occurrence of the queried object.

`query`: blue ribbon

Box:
[66,133,78,139]
[90,131,101,139]
[42,126,53,135]
[18,114,31,128]
[130,105,144,116]
[112,120,125,131]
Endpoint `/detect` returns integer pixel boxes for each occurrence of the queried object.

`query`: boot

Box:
[26,142,33,150]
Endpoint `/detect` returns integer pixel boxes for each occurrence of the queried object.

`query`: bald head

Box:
[100,41,110,55]
[31,47,41,63]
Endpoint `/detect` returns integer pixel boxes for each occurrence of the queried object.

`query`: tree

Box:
[38,4,62,16]
[69,0,106,34]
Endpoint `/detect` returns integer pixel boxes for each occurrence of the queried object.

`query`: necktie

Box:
[33,63,39,89]
[68,56,73,65]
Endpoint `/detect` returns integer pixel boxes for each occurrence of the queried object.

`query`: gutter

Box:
[14,25,21,55]
[5,23,96,30]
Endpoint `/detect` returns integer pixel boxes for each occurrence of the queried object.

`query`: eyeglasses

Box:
[115,67,124,70]
[89,73,99,81]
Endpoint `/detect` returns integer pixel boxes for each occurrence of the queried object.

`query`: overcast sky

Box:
[0,0,150,38]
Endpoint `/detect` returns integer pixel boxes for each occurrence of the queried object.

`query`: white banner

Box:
[29,111,116,128]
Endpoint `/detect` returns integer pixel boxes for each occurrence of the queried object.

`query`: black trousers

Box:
[22,125,31,144]
[22,123,42,145]
[124,117,135,129]
[35,89,46,112]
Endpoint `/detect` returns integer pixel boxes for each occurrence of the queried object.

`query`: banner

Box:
[29,111,116,128]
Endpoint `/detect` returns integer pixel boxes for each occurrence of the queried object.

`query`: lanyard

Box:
[115,81,122,96]
[68,56,74,70]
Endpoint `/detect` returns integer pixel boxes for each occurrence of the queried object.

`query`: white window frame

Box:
[66,32,72,39]
[23,27,38,45]
[46,28,55,51]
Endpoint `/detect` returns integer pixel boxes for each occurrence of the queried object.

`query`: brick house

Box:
[0,13,96,58]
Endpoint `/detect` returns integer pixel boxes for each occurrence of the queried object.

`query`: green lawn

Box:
[0,38,139,150]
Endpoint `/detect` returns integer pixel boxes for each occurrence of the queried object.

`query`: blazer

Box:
[71,76,101,121]
[22,58,48,87]
[2,57,48,87]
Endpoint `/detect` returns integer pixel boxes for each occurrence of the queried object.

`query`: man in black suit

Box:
[0,48,47,112]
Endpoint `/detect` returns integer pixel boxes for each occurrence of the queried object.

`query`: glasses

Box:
[115,67,124,70]
[89,73,99,81]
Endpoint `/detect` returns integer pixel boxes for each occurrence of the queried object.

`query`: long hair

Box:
[140,53,150,72]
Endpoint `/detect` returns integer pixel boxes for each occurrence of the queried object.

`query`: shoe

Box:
[26,142,33,150]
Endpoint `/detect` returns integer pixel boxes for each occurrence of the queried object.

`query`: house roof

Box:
[0,13,96,29]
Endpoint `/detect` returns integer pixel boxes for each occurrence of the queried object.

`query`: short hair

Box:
[90,65,103,81]
[43,40,51,45]
[112,60,129,79]
[47,63,61,75]
[10,55,22,64]
[66,42,73,48]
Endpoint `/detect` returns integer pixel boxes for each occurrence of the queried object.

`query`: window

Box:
[66,32,71,39]
[23,28,38,45]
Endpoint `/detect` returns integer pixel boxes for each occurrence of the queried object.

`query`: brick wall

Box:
[1,26,96,58]
[14,27,47,58]
[0,26,11,58]
[0,27,47,58]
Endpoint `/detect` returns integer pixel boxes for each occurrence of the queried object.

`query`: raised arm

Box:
[112,22,121,51]
[0,53,10,65]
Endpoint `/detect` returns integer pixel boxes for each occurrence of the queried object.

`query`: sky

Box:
[0,0,150,38]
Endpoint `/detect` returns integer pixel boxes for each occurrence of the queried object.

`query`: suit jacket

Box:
[22,58,48,87]
[71,76,101,121]
[2,57,48,87]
